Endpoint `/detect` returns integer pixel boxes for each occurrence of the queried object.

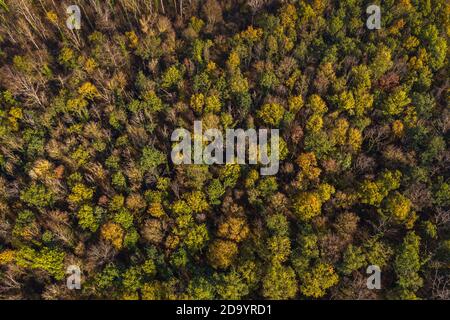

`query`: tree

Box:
[364,240,393,268]
[393,232,423,298]
[101,222,124,250]
[293,192,322,221]
[383,88,411,116]
[392,120,404,137]
[257,103,285,126]
[262,263,297,299]
[434,180,450,207]
[306,113,323,132]
[186,277,215,300]
[0,249,14,265]
[122,266,143,294]
[185,191,209,213]
[205,94,222,113]
[307,95,328,114]
[215,271,249,299]
[184,224,209,252]
[296,152,321,180]
[78,82,99,100]
[68,183,94,205]
[20,184,54,208]
[383,192,413,223]
[421,25,447,70]
[0,0,447,300]
[318,183,335,202]
[347,127,362,152]
[300,263,339,298]
[335,91,355,114]
[16,247,65,280]
[217,216,249,243]
[359,170,402,206]
[202,0,223,28]
[207,179,226,205]
[140,147,166,173]
[190,93,204,114]
[370,46,393,80]
[288,95,304,114]
[161,65,183,89]
[340,245,366,275]
[266,213,289,237]
[267,235,291,263]
[77,205,101,232]
[142,219,166,244]
[207,240,238,269]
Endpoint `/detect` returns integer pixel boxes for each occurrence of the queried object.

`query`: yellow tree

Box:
[293,192,322,221]
[207,239,238,269]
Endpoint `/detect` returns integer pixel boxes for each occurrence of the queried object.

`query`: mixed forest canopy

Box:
[0,0,449,300]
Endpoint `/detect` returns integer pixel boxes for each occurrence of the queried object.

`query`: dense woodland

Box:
[0,0,448,300]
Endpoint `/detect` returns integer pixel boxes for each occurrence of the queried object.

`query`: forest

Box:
[0,0,448,300]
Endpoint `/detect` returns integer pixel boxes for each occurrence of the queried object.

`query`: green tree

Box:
[393,232,423,298]
[140,146,166,172]
[20,184,54,208]
[161,65,183,89]
[340,245,366,275]
[215,271,249,299]
[262,263,297,299]
[77,205,101,232]
[300,263,339,298]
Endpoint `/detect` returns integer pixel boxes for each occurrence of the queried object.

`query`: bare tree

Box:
[431,270,450,300]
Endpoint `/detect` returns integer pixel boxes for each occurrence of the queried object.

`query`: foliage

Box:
[20,184,54,208]
[0,0,447,301]
[300,263,339,298]
[257,103,285,126]
[293,192,322,221]
[393,232,423,298]
[207,240,238,269]
[262,263,297,300]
